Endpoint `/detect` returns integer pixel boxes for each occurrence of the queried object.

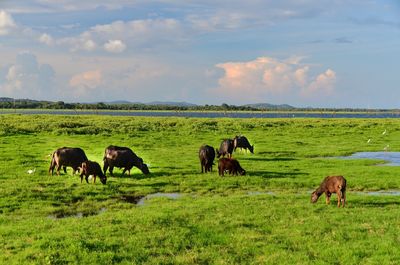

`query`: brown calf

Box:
[218,158,246,176]
[80,160,107,185]
[311,175,346,207]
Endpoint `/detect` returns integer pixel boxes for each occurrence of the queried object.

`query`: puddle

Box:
[137,193,181,206]
[119,195,144,204]
[355,190,400,196]
[339,152,400,166]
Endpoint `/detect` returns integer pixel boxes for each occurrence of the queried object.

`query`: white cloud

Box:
[83,39,97,51]
[69,70,102,96]
[104,39,126,53]
[305,69,336,96]
[57,18,182,53]
[215,56,336,101]
[0,10,16,35]
[186,12,251,32]
[0,51,55,98]
[39,33,54,45]
[58,36,97,52]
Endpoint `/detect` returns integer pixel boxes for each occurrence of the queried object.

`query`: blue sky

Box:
[0,0,399,108]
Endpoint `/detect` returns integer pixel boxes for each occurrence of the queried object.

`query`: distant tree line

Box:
[0,98,398,112]
[0,99,259,111]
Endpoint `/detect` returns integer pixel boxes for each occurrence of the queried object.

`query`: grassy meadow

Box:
[1,114,400,264]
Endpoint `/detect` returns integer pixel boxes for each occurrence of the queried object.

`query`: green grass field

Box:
[1,114,400,264]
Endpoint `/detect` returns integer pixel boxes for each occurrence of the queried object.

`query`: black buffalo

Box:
[103,145,150,176]
[80,160,107,184]
[49,147,88,176]
[216,139,234,158]
[199,145,215,173]
[233,135,254,153]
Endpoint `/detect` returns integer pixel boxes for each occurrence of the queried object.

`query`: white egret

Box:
[384,145,390,151]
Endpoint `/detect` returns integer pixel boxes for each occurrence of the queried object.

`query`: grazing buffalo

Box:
[103,145,150,176]
[233,135,254,153]
[199,145,216,173]
[216,139,234,158]
[49,147,88,176]
[218,158,246,176]
[311,175,347,207]
[80,160,107,184]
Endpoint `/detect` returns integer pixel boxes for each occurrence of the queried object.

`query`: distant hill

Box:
[104,100,198,107]
[106,100,142,105]
[146,101,198,107]
[0,97,44,103]
[0,97,14,102]
[244,103,295,110]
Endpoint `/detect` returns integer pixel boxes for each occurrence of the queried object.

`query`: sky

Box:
[0,0,399,108]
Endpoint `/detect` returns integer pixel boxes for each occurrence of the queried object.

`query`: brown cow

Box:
[49,147,88,176]
[311,175,347,207]
[80,160,107,184]
[218,158,246,176]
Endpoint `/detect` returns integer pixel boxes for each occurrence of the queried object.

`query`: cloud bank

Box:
[215,56,336,101]
[0,51,55,98]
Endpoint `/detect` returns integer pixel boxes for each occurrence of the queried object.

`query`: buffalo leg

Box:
[80,173,84,183]
[103,161,109,175]
[342,191,346,207]
[93,174,96,184]
[49,165,54,176]
[63,166,67,173]
[122,168,127,176]
[337,190,342,207]
[325,193,331,205]
[56,165,62,176]
[109,166,114,177]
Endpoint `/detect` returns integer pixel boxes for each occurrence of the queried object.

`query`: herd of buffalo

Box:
[49,145,150,185]
[199,135,253,176]
[48,135,346,207]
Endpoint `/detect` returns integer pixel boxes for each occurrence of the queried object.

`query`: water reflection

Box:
[137,193,181,206]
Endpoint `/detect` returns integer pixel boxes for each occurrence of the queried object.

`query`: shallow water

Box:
[355,191,400,196]
[136,193,181,206]
[340,152,400,166]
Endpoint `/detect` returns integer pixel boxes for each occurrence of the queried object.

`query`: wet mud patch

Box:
[49,207,106,219]
[119,195,144,204]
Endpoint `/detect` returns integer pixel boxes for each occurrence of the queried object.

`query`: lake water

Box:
[1,109,400,118]
[341,152,400,166]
